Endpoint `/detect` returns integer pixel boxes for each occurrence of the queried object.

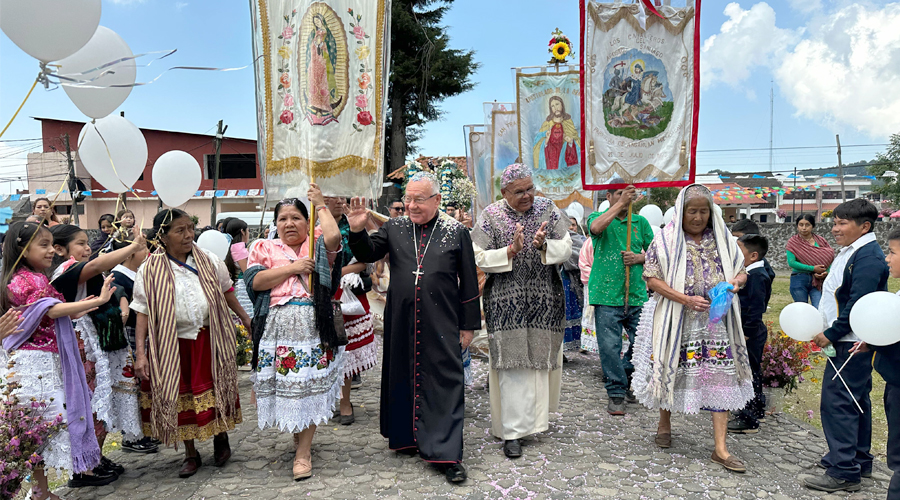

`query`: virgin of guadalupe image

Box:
[304,13,343,125]
[533,96,580,171]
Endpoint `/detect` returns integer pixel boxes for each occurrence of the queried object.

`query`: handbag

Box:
[332,299,348,346]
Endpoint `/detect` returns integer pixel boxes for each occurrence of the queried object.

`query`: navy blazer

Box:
[823,239,889,343]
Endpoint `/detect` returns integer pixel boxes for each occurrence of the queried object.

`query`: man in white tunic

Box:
[471,163,572,459]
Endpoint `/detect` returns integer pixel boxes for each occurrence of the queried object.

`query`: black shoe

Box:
[122,437,159,454]
[625,390,638,404]
[503,439,522,459]
[100,456,125,475]
[607,397,625,415]
[149,438,163,446]
[804,473,861,492]
[727,418,759,434]
[68,469,118,488]
[340,403,355,425]
[350,373,362,389]
[444,463,467,483]
[819,461,873,479]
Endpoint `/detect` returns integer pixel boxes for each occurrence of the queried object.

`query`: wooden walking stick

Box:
[624,201,633,313]
[309,177,316,291]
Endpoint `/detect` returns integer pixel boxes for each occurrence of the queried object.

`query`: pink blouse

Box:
[7,268,65,352]
[248,229,340,307]
[578,237,594,286]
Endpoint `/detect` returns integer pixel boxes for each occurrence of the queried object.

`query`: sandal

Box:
[293,456,312,481]
[711,451,746,473]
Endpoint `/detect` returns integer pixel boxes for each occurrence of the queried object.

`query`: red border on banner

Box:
[579,0,702,191]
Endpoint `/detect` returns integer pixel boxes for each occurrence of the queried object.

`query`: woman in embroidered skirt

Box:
[631,184,753,473]
[244,186,344,480]
[132,209,243,478]
[323,196,378,424]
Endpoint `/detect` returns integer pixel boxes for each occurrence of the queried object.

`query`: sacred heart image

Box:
[602,48,673,140]
[297,2,349,126]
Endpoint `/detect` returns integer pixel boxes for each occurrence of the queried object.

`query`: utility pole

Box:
[836,134,846,203]
[64,133,79,226]
[210,120,226,225]
[769,80,774,172]
[792,165,797,221]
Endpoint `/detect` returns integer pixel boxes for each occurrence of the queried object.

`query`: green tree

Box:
[868,133,900,204]
[633,187,679,213]
[385,0,479,173]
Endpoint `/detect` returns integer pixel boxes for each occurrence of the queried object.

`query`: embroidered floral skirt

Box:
[632,297,754,414]
[253,304,344,433]
[337,290,378,379]
[562,270,583,351]
[580,285,598,354]
[139,328,243,442]
[2,349,74,471]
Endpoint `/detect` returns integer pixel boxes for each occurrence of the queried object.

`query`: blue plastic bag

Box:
[707,282,735,327]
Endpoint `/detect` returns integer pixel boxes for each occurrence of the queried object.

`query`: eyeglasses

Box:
[390,206,405,212]
[402,193,438,205]
[511,187,535,198]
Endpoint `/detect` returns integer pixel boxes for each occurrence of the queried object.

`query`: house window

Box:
[822,190,857,200]
[205,153,257,179]
[759,214,768,223]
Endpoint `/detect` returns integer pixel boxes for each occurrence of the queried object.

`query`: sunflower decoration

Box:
[548,28,573,64]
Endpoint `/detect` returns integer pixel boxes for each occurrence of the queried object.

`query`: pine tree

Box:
[868,133,900,205]
[385,0,479,174]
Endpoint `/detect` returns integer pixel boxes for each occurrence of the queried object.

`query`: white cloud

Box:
[699,3,800,91]
[773,3,900,137]
[175,1,188,10]
[787,0,823,14]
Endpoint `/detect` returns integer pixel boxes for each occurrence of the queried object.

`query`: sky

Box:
[2,0,899,194]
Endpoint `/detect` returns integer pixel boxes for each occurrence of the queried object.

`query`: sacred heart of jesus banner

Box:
[580,1,700,190]
[251,0,390,199]
[516,69,591,209]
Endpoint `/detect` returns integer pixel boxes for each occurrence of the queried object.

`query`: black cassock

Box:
[349,213,481,463]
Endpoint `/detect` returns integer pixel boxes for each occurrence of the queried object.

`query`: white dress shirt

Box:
[818,232,877,343]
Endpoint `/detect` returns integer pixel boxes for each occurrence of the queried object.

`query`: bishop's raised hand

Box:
[348,197,369,232]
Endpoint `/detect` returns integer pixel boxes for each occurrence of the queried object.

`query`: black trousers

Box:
[885,383,900,500]
[820,342,873,482]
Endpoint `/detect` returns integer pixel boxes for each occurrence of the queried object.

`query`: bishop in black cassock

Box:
[346,186,481,483]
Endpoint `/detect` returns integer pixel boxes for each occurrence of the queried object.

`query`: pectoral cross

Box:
[412,269,424,285]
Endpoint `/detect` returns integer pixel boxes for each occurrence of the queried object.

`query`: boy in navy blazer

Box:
[805,199,889,493]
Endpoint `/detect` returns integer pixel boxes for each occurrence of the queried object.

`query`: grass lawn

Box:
[764,273,900,462]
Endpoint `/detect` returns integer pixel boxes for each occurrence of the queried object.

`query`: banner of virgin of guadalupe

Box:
[251,0,391,199]
[465,124,492,217]
[486,102,517,203]
[516,69,591,209]
[580,1,699,189]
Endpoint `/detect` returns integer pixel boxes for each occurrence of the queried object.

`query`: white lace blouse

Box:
[130,249,233,340]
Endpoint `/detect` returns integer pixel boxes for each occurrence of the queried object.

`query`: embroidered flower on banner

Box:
[278,45,292,60]
[358,73,370,89]
[355,94,368,108]
[355,45,370,60]
[353,25,366,39]
[280,73,290,88]
[276,11,298,130]
[284,93,295,108]
[357,111,373,126]
[280,109,294,124]
[348,8,375,132]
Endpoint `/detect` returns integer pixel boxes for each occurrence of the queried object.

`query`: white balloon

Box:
[77,116,147,194]
[849,292,900,346]
[0,0,100,63]
[58,26,135,119]
[779,302,825,342]
[197,230,230,261]
[651,226,660,237]
[639,204,664,227]
[598,200,611,212]
[664,207,675,225]
[153,151,201,207]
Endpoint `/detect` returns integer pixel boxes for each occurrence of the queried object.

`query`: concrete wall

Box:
[754,220,900,271]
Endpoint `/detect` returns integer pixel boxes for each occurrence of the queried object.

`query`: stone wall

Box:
[755,220,900,271]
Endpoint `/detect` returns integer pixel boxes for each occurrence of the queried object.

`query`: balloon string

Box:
[0,75,39,139]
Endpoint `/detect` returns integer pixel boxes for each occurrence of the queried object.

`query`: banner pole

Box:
[624,201,633,313]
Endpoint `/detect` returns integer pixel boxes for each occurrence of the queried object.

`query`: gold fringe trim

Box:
[141,408,243,444]
[140,387,221,414]
[588,3,694,35]
[266,154,378,178]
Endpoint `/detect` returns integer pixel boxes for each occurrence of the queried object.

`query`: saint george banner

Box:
[251,0,391,200]
[465,124,492,216]
[580,1,700,190]
[486,102,518,203]
[516,68,591,209]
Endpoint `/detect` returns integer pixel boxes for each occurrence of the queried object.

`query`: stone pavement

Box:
[54,349,891,500]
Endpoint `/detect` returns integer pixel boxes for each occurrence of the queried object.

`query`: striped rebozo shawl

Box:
[648,184,751,407]
[142,245,239,445]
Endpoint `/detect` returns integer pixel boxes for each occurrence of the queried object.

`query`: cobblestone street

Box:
[55,349,891,499]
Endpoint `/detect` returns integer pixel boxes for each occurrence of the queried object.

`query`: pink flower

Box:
[280,109,294,124]
[355,94,368,108]
[276,346,289,357]
[357,111,373,126]
[282,26,294,39]
[806,410,814,419]
[284,93,295,108]
[353,25,366,39]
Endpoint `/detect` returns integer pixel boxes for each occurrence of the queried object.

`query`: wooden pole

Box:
[624,201,633,312]
[309,178,316,291]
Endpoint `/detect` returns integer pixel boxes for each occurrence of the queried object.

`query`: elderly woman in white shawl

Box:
[631,184,753,473]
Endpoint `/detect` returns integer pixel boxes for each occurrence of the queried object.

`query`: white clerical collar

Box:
[745,261,764,272]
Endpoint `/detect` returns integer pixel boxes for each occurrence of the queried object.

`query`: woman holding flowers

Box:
[631,184,753,472]
[244,184,344,481]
